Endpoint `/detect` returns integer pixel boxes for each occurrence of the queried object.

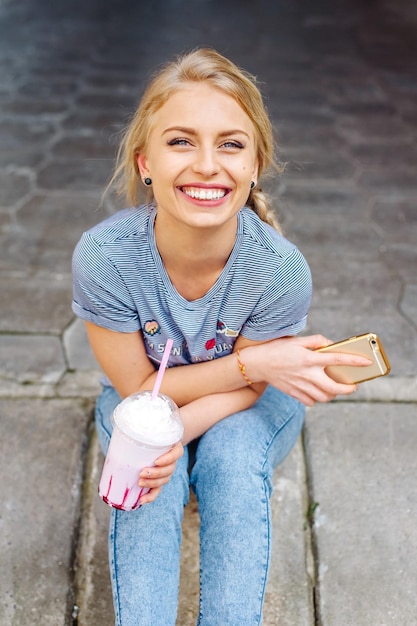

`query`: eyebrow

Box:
[162,126,250,139]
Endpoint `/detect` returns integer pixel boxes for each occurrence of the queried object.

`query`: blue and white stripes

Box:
[72,205,312,367]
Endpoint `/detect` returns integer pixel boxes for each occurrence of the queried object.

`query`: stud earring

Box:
[250,180,256,189]
[144,177,152,186]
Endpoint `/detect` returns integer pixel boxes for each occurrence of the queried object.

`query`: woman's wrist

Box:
[237,345,263,386]
[236,350,254,385]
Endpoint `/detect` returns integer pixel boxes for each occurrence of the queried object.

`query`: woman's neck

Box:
[155,213,237,270]
[153,213,238,300]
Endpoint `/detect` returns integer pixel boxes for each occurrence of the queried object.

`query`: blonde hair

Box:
[108,48,282,231]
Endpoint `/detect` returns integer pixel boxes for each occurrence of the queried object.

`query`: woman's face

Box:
[137,82,259,232]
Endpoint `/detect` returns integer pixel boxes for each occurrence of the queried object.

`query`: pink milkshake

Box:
[98,391,183,511]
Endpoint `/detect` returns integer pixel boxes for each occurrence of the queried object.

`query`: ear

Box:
[136,153,150,179]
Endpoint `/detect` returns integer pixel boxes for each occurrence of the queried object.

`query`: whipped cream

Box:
[113,391,183,446]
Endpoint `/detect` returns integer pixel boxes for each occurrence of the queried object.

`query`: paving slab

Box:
[0,273,73,333]
[263,438,315,626]
[304,402,417,626]
[0,397,93,626]
[0,334,65,386]
[63,318,101,372]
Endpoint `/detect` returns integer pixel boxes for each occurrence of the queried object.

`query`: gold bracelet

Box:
[236,350,253,385]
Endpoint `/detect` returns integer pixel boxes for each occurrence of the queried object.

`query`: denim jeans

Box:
[96,384,304,626]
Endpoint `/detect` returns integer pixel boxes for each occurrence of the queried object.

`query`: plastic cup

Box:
[98,391,183,511]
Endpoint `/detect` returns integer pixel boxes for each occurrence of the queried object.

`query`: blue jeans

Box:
[96,384,304,626]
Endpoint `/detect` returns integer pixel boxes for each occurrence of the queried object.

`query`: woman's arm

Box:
[86,322,371,505]
[85,321,263,404]
[86,321,371,408]
[179,387,261,445]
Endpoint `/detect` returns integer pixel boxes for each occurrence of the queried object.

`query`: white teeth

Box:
[183,187,226,200]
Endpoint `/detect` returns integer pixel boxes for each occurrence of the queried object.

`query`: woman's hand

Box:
[137,441,184,505]
[243,334,373,407]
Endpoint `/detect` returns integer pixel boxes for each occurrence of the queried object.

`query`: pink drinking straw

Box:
[151,338,173,400]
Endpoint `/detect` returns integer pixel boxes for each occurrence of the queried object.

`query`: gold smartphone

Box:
[315,332,391,384]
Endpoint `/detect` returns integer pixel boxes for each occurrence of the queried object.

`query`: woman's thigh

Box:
[192,385,305,488]
[189,387,304,625]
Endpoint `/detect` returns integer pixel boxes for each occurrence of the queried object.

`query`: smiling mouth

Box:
[180,186,228,200]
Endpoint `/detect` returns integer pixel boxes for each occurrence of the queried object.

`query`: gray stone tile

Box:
[350,375,417,403]
[63,318,100,371]
[37,159,112,192]
[62,110,125,133]
[0,119,56,151]
[0,96,68,117]
[58,370,103,399]
[0,167,33,207]
[0,379,57,399]
[370,200,417,246]
[279,182,368,219]
[0,272,73,333]
[83,70,140,92]
[279,124,345,152]
[0,119,57,167]
[263,438,314,626]
[400,284,417,327]
[304,403,417,626]
[74,431,113,626]
[380,245,417,283]
[281,155,356,182]
[75,92,137,112]
[0,334,66,385]
[329,101,397,116]
[347,141,417,168]
[358,168,417,199]
[336,116,411,144]
[0,398,92,626]
[50,134,118,160]
[284,215,384,261]
[306,255,401,310]
[3,192,104,273]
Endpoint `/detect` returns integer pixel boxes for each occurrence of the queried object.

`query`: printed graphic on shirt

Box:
[216,320,240,338]
[205,338,216,350]
[144,320,160,336]
[181,339,191,362]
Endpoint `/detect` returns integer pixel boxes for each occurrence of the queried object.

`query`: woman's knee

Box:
[190,390,305,496]
[190,432,265,503]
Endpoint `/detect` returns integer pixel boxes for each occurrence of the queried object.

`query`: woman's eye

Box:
[222,141,244,149]
[167,138,190,146]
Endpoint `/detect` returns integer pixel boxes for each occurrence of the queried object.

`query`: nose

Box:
[192,145,220,177]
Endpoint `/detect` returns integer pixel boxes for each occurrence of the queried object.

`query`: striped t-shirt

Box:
[72,205,312,368]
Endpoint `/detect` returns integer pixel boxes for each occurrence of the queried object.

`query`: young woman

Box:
[72,48,369,626]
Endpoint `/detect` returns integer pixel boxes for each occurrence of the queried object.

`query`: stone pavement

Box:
[1,0,416,623]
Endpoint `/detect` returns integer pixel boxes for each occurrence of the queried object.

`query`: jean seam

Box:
[256,477,271,625]
[110,510,122,626]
